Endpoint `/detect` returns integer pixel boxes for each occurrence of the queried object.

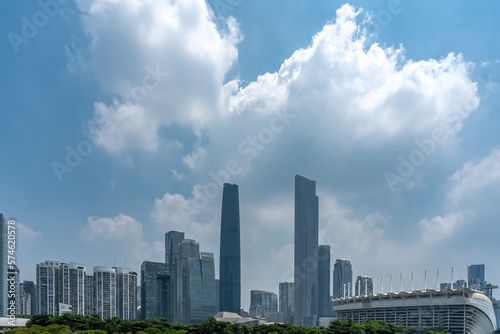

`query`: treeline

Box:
[5,314,450,334]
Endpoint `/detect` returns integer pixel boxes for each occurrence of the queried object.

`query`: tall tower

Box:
[93,266,117,318]
[279,282,294,324]
[219,183,241,314]
[36,260,61,315]
[140,261,170,320]
[294,175,319,326]
[178,239,200,324]
[188,252,216,323]
[317,245,331,317]
[332,259,353,299]
[116,267,137,320]
[165,230,185,323]
[60,262,86,315]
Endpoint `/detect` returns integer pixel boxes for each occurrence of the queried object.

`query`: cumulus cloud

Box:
[73,0,241,152]
[81,214,143,242]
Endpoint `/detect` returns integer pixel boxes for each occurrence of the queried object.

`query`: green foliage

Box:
[9,314,454,334]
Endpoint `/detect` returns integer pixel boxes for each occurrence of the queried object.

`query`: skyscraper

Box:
[60,262,85,315]
[279,282,294,324]
[294,175,319,326]
[36,260,61,315]
[165,230,185,323]
[93,266,117,318]
[249,290,278,319]
[333,259,353,299]
[21,281,36,315]
[0,214,7,316]
[188,252,216,323]
[219,183,241,314]
[141,261,170,320]
[317,245,331,317]
[116,267,137,320]
[178,239,200,324]
[84,275,94,316]
[469,264,486,287]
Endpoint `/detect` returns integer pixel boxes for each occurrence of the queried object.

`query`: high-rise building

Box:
[178,239,200,324]
[188,252,216,323]
[165,231,185,265]
[165,230,185,323]
[36,260,61,315]
[84,275,94,316]
[219,183,241,314]
[215,279,220,313]
[333,259,353,299]
[21,281,36,315]
[279,282,294,324]
[0,214,7,316]
[141,261,170,320]
[93,266,116,318]
[354,276,373,296]
[317,245,331,317]
[249,290,278,320]
[60,262,85,315]
[294,175,319,326]
[469,264,486,287]
[116,267,137,320]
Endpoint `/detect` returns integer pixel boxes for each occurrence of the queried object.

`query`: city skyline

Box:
[2,0,500,312]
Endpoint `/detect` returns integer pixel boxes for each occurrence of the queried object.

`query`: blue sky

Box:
[1,0,500,310]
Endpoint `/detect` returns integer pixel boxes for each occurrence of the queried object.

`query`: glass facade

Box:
[219,183,241,314]
[294,175,319,326]
[317,245,331,317]
[279,282,294,324]
[141,261,170,320]
[333,259,353,299]
[188,252,216,323]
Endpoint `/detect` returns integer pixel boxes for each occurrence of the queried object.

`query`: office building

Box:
[84,275,94,316]
[279,282,294,324]
[219,183,241,314]
[165,230,185,322]
[141,261,170,320]
[36,260,61,315]
[317,245,330,317]
[354,276,373,296]
[20,281,36,315]
[294,175,319,326]
[60,262,85,315]
[469,264,485,287]
[215,279,220,313]
[188,252,216,323]
[249,290,278,320]
[93,266,116,318]
[333,259,352,299]
[116,267,137,320]
[0,214,7,316]
[178,239,200,324]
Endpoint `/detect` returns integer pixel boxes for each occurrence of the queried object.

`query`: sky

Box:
[1,0,500,311]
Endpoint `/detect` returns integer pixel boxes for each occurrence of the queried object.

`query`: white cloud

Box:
[419,212,464,243]
[74,0,242,152]
[81,214,143,242]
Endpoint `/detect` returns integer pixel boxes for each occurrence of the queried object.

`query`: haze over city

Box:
[1,0,500,312]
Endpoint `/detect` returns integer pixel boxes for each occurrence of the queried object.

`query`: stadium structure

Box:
[333,287,496,334]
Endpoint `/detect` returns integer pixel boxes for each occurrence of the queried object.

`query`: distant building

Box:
[60,262,85,315]
[36,260,61,315]
[116,267,137,320]
[93,266,116,318]
[294,175,319,326]
[279,282,294,324]
[165,230,185,323]
[318,245,331,317]
[249,290,278,320]
[354,276,373,297]
[84,275,94,316]
[178,239,200,324]
[469,264,485,287]
[20,281,36,315]
[215,279,220,313]
[220,183,241,315]
[141,261,170,320]
[333,259,352,299]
